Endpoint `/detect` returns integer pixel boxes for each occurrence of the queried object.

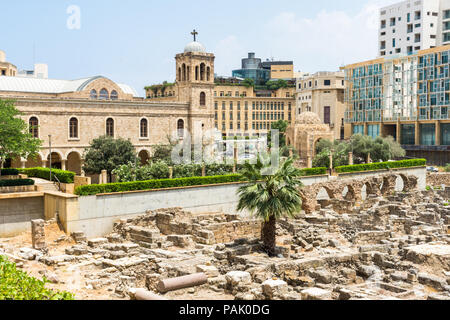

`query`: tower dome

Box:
[296,112,322,125]
[184,41,206,54]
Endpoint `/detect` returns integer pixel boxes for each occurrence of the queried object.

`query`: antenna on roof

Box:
[33,42,36,66]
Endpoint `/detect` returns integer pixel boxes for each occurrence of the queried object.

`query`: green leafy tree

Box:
[0,99,42,173]
[268,120,289,149]
[242,78,255,88]
[237,155,303,256]
[313,134,406,168]
[83,136,137,182]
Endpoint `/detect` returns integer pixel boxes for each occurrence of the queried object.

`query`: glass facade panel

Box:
[367,124,380,139]
[401,124,415,145]
[441,123,450,145]
[353,125,364,135]
[420,124,436,146]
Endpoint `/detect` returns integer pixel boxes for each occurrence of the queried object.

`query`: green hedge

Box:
[0,179,35,187]
[18,168,75,184]
[75,174,244,196]
[335,159,427,173]
[0,169,19,176]
[299,167,327,176]
[0,255,74,300]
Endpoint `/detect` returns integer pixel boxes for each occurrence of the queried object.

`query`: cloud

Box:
[263,0,400,72]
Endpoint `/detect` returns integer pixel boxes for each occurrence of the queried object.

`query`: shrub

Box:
[299,167,327,176]
[18,167,75,184]
[0,255,74,300]
[335,159,426,173]
[0,168,19,176]
[445,164,450,172]
[0,179,35,187]
[75,174,244,196]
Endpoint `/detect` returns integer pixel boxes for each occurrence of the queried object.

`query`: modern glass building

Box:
[232,53,271,85]
[343,45,450,165]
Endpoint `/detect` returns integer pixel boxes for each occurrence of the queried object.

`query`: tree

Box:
[237,155,303,256]
[242,78,255,88]
[268,120,289,148]
[0,99,41,173]
[313,134,407,168]
[83,136,137,182]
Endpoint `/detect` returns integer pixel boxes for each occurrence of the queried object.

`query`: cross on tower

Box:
[191,29,198,42]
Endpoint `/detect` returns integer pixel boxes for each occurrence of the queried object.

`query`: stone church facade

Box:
[0,40,216,175]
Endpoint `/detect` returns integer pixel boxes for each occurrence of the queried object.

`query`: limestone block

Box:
[262,279,288,299]
[301,287,332,300]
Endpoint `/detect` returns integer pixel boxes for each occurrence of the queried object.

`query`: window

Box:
[200,92,206,106]
[90,89,98,99]
[177,119,184,138]
[69,118,78,139]
[29,117,39,138]
[111,90,118,100]
[138,119,148,138]
[324,80,331,86]
[106,118,114,137]
[100,88,109,100]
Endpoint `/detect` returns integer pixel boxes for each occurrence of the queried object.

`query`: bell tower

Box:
[175,30,215,141]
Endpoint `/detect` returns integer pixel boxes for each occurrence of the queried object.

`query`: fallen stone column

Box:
[157,273,208,293]
[135,289,168,301]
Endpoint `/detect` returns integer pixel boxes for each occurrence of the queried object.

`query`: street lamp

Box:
[48,135,52,182]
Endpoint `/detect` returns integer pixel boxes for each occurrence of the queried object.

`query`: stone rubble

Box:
[1,186,449,300]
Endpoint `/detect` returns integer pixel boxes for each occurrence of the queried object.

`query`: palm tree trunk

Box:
[262,215,276,256]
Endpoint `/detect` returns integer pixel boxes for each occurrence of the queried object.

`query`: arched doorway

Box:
[47,152,62,170]
[26,154,42,168]
[67,152,82,175]
[138,150,150,165]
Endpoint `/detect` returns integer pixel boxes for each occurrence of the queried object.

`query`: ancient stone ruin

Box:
[0,174,448,300]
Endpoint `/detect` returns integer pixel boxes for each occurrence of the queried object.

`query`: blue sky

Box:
[1,0,398,96]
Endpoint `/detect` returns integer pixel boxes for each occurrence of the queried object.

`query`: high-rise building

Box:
[343,45,450,165]
[379,0,441,57]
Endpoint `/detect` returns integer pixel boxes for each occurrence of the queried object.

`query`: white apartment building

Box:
[379,0,441,57]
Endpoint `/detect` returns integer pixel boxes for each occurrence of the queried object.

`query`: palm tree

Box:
[236,155,303,256]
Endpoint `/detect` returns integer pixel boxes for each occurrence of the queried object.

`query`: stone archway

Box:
[47,152,62,170]
[67,151,82,175]
[26,154,43,168]
[138,150,150,165]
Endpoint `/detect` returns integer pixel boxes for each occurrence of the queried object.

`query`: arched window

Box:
[207,67,211,81]
[200,63,206,81]
[106,118,114,137]
[182,64,186,81]
[177,119,184,138]
[90,89,98,99]
[100,88,109,100]
[140,118,148,138]
[69,117,78,139]
[29,117,39,138]
[187,66,190,81]
[178,67,182,81]
[200,92,206,106]
[195,66,199,81]
[111,90,118,100]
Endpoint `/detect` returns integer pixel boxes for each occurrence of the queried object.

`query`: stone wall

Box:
[0,193,44,237]
[427,173,450,187]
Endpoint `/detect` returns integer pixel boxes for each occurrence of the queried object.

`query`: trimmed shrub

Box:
[335,159,426,173]
[75,174,244,196]
[0,179,35,187]
[299,167,327,176]
[0,169,19,176]
[18,168,75,184]
[0,255,74,300]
